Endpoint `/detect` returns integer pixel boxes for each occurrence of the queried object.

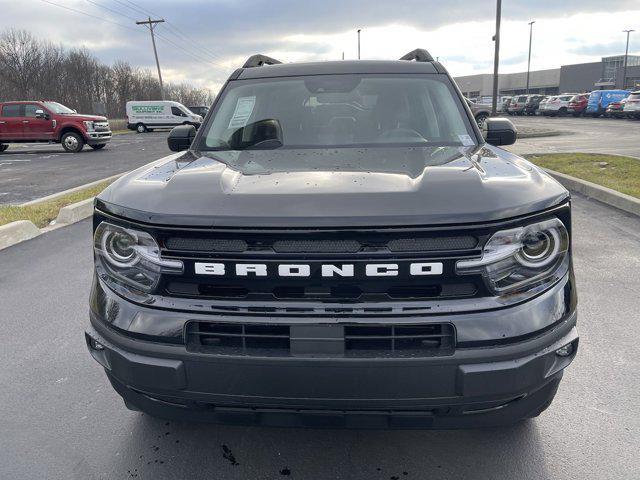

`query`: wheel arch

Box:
[57,125,85,142]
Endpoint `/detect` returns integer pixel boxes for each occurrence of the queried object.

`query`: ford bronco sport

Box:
[86,49,578,429]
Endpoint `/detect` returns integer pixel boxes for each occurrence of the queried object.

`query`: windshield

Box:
[199,74,476,151]
[43,102,75,114]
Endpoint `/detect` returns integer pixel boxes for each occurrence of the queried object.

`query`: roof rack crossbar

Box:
[399,49,434,63]
[242,54,283,68]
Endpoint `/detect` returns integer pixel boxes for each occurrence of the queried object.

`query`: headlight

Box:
[94,222,183,292]
[456,217,569,296]
[83,121,95,131]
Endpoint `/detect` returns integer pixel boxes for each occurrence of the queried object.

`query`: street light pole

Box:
[622,29,635,89]
[357,29,361,59]
[136,17,165,100]
[491,0,502,116]
[526,21,536,94]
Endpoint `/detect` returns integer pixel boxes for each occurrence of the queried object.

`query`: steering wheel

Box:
[379,128,426,142]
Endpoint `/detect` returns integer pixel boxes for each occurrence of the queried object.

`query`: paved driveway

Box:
[0,132,169,205]
[507,115,640,158]
[0,194,638,479]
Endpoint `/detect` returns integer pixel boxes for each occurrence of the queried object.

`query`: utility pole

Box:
[622,29,635,89]
[357,29,361,59]
[491,0,502,116]
[136,17,165,99]
[526,21,535,94]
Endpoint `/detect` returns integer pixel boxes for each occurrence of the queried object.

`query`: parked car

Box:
[605,99,627,118]
[0,101,111,153]
[536,96,550,114]
[497,96,512,113]
[566,94,589,117]
[540,94,576,116]
[502,97,513,115]
[585,90,630,117]
[126,100,203,133]
[86,49,578,429]
[188,105,209,117]
[507,95,529,115]
[466,99,492,128]
[524,95,546,115]
[622,91,640,119]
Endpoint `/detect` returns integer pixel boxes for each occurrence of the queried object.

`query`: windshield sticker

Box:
[458,134,475,146]
[228,96,256,129]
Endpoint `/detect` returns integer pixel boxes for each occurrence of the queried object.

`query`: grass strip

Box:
[0,180,113,228]
[525,153,640,199]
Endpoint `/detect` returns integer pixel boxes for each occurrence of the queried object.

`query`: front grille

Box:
[165,237,247,252]
[185,322,455,357]
[163,233,478,254]
[388,236,477,252]
[158,226,487,306]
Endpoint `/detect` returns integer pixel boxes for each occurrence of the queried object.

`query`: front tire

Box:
[136,123,147,133]
[90,144,106,150]
[61,131,84,153]
[0,144,8,152]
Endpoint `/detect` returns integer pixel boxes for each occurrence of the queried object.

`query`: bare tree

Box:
[0,29,215,118]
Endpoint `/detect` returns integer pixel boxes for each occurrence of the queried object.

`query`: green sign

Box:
[132,105,164,114]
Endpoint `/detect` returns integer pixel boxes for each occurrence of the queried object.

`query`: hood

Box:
[61,113,107,122]
[97,145,569,227]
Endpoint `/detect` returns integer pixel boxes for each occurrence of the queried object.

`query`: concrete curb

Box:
[19,172,127,207]
[0,221,42,250]
[55,198,95,225]
[544,168,640,216]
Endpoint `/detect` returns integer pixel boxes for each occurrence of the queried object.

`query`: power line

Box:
[39,0,142,34]
[83,0,138,22]
[111,0,227,64]
[111,0,149,17]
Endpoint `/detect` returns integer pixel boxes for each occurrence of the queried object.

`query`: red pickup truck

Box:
[0,101,111,153]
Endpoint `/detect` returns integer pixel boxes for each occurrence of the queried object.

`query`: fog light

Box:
[92,339,105,351]
[555,343,574,357]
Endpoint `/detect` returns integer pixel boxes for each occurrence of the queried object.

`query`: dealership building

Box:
[454,55,640,99]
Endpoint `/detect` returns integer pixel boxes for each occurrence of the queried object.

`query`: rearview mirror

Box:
[35,109,49,120]
[167,124,196,152]
[482,118,517,146]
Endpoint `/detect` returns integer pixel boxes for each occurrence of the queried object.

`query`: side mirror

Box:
[482,118,517,146]
[167,124,196,152]
[35,109,49,120]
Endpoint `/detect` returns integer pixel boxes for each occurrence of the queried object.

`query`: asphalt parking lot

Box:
[1,193,638,480]
[508,115,640,158]
[0,132,168,205]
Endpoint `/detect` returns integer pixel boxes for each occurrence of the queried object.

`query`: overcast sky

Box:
[2,0,639,92]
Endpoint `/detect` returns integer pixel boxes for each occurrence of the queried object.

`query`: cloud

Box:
[570,41,627,56]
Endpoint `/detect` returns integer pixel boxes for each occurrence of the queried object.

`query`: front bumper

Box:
[86,131,112,144]
[86,287,578,428]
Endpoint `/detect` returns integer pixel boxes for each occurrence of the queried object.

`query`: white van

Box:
[126,101,203,133]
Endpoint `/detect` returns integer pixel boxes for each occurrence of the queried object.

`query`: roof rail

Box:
[399,48,434,63]
[242,54,282,68]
